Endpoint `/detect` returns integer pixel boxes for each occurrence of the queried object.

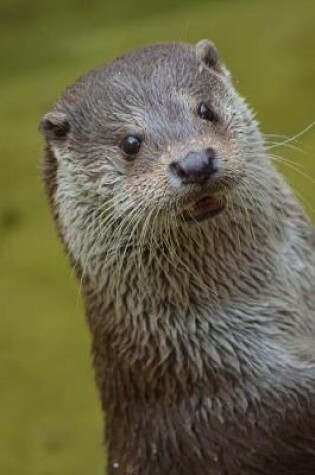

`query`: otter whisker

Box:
[264,121,315,151]
[268,154,315,187]
[264,136,306,154]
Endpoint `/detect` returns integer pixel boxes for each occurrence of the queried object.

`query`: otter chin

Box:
[40,39,315,475]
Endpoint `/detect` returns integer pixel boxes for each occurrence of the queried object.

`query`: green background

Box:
[1,0,314,473]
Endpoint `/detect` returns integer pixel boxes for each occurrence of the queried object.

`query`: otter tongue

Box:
[195,196,220,212]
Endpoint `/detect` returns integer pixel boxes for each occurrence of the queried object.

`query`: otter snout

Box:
[169,148,219,185]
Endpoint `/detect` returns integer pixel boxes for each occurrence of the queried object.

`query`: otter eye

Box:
[197,102,217,122]
[121,135,142,157]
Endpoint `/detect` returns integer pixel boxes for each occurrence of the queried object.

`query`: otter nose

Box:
[170,148,219,184]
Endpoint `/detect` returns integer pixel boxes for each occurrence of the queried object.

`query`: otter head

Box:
[40,40,268,287]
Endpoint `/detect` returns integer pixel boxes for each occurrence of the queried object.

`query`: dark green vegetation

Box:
[0,0,314,473]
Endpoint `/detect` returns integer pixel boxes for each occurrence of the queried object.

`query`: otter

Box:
[39,40,315,474]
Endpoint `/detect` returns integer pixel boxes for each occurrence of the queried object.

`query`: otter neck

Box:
[82,170,303,404]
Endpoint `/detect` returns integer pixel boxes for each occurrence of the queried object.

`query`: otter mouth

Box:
[181,195,225,222]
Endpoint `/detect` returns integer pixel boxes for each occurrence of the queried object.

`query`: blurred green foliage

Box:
[0,0,314,474]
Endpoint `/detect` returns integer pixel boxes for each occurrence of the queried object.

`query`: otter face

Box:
[40,40,266,275]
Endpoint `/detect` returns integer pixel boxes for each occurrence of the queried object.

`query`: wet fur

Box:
[41,42,315,474]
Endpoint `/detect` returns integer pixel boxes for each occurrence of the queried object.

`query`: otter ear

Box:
[196,39,226,75]
[39,111,70,140]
